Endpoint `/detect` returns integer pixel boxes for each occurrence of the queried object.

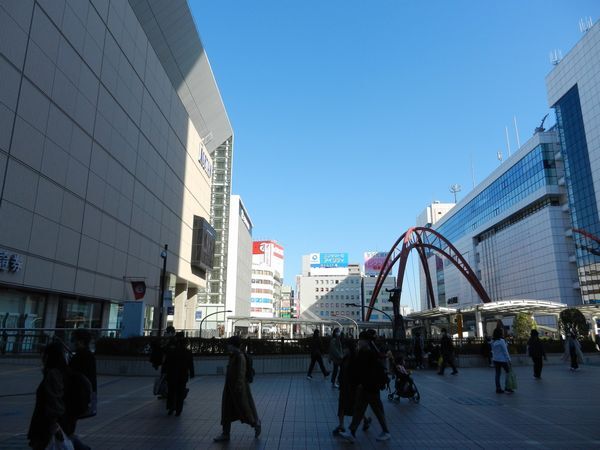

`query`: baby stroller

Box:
[387,362,420,403]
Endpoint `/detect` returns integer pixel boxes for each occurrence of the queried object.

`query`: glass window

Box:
[56,297,103,329]
[0,288,45,328]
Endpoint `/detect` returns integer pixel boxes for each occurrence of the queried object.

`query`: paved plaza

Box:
[1,361,599,449]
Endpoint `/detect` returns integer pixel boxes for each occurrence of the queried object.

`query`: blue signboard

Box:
[310,252,348,268]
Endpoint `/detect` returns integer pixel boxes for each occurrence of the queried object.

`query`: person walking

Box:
[527,329,546,379]
[64,329,97,450]
[339,331,390,443]
[163,332,194,416]
[214,336,261,442]
[413,331,424,369]
[306,329,330,380]
[438,328,458,375]
[563,332,584,371]
[332,340,372,436]
[28,342,69,450]
[329,328,343,387]
[491,328,513,394]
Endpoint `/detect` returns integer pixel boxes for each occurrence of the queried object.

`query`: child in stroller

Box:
[387,354,420,403]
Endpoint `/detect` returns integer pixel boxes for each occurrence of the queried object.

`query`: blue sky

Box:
[190,1,598,310]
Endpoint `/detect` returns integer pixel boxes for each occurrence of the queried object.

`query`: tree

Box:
[559,308,589,338]
[512,312,536,339]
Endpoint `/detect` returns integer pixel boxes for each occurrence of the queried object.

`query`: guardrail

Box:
[0,328,123,354]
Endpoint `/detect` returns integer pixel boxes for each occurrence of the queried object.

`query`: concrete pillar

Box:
[258,321,262,339]
[591,316,598,338]
[475,309,484,338]
[289,323,294,338]
[44,295,59,329]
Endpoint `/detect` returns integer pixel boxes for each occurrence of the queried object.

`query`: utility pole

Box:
[158,244,168,336]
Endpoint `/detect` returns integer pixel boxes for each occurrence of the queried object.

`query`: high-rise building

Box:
[418,130,578,310]
[281,284,293,319]
[546,21,600,304]
[0,0,231,332]
[416,201,455,228]
[251,240,284,318]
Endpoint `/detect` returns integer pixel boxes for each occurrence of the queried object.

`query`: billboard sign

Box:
[364,252,392,276]
[309,253,348,268]
[252,240,284,276]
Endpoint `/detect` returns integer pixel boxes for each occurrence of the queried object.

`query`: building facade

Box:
[546,21,600,304]
[419,130,579,310]
[251,240,284,318]
[0,0,232,332]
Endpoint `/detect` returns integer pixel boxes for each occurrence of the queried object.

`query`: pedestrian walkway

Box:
[1,361,599,449]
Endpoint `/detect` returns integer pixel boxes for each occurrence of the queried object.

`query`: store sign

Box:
[310,252,348,268]
[198,144,213,178]
[0,250,23,273]
[364,252,391,276]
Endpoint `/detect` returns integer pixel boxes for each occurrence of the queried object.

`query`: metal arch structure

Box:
[572,228,600,256]
[365,227,492,338]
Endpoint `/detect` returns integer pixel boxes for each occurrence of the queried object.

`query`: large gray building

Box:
[0,0,232,332]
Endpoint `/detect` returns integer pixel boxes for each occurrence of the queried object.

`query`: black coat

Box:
[441,335,454,356]
[70,349,97,392]
[28,368,66,449]
[351,347,387,393]
[527,337,545,358]
[163,346,194,383]
[338,354,357,416]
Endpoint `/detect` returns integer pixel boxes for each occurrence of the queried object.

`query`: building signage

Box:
[310,253,348,268]
[364,252,391,276]
[198,143,213,178]
[0,250,23,273]
[195,310,203,321]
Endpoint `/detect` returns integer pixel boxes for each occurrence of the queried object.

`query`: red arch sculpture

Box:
[365,227,492,324]
[572,228,600,256]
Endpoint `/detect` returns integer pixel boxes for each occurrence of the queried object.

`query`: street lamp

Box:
[336,316,360,337]
[345,302,393,323]
[199,309,232,338]
[157,244,168,336]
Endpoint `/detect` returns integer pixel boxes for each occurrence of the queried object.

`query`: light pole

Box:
[157,244,168,336]
[199,309,232,338]
[345,302,393,323]
[337,316,359,337]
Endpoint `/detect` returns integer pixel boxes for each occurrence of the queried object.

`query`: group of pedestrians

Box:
[28,330,97,450]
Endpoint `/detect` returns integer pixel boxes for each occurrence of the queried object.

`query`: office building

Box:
[0,0,231,331]
[419,130,579,310]
[546,21,600,304]
[251,240,284,318]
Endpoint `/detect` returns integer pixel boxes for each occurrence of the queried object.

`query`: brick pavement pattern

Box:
[1,361,599,449]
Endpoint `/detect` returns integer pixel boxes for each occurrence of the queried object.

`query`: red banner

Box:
[131,281,146,300]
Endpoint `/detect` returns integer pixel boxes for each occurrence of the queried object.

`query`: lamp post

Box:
[157,244,168,336]
[199,309,232,338]
[337,316,360,337]
[345,302,393,323]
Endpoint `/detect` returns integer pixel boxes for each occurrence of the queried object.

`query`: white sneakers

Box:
[376,432,391,441]
[338,430,391,443]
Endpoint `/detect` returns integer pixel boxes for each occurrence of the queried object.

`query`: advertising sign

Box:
[363,252,392,276]
[309,253,348,268]
[252,240,284,276]
[195,310,203,322]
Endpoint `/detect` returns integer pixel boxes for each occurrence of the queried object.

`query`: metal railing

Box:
[0,328,122,355]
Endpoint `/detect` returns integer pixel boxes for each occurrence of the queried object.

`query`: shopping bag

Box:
[505,369,518,390]
[437,356,443,368]
[153,374,168,397]
[45,427,74,450]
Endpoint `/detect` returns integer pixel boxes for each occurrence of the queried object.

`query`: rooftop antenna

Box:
[505,126,512,157]
[513,116,521,149]
[449,184,462,203]
[579,17,593,33]
[535,113,549,134]
[470,154,475,189]
[550,49,563,65]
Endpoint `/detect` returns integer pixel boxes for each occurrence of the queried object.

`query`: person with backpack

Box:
[527,329,546,379]
[163,332,195,416]
[214,336,261,442]
[28,342,69,450]
[339,331,391,443]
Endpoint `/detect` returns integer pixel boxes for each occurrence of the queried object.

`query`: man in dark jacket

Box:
[527,329,546,379]
[339,331,390,443]
[163,332,194,416]
[306,329,330,379]
[438,328,458,375]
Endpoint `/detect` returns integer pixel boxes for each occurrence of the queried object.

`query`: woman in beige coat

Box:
[214,336,261,442]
